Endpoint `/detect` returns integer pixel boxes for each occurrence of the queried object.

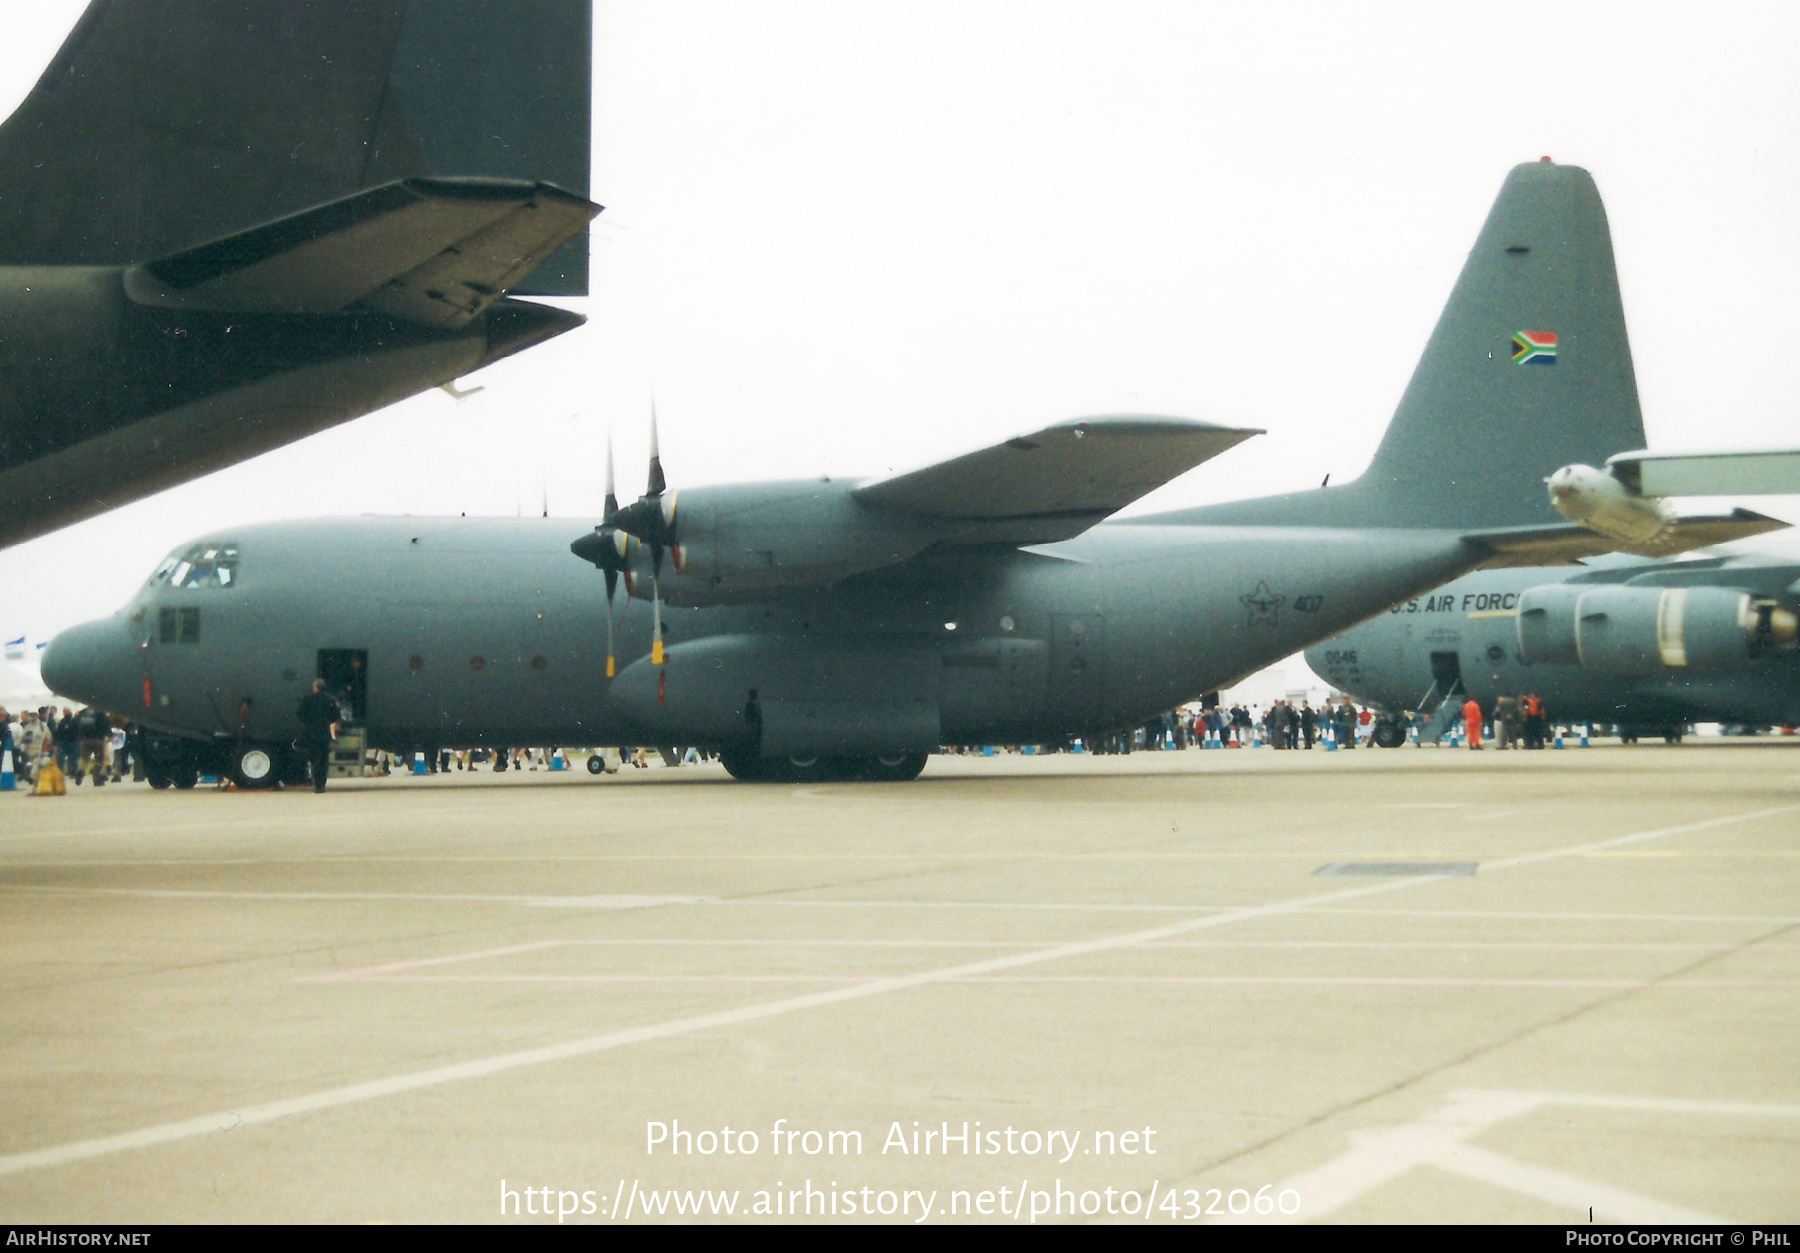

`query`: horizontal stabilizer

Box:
[1465,509,1788,568]
[855,415,1259,544]
[125,178,599,329]
[1607,448,1800,497]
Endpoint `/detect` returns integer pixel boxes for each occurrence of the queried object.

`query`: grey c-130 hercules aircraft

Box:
[42,161,1782,785]
[0,0,597,549]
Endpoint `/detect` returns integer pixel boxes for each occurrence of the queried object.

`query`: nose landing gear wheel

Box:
[586,754,606,774]
[231,745,280,790]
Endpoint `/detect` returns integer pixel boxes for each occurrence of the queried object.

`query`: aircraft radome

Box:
[0,0,595,549]
[42,161,1783,785]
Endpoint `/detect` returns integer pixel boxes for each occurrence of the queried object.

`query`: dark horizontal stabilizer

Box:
[0,0,592,292]
[123,179,598,329]
[855,416,1259,543]
[1465,509,1788,569]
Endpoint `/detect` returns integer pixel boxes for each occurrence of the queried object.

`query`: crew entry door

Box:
[317,649,369,778]
[317,649,368,722]
[1428,650,1464,701]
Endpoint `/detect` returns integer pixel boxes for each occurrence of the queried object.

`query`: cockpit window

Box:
[161,543,239,590]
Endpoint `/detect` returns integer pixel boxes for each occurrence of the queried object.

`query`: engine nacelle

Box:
[1516,583,1585,665]
[1574,586,1792,674]
[1545,463,1675,547]
[623,480,941,607]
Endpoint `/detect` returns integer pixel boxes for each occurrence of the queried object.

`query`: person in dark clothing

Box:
[295,679,342,792]
[75,706,110,785]
[1299,702,1317,749]
[54,709,79,777]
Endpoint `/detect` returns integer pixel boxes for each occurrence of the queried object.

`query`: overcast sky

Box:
[3,0,1798,660]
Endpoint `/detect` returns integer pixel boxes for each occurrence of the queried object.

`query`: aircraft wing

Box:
[1464,509,1789,568]
[1606,448,1800,497]
[124,178,600,330]
[853,416,1261,544]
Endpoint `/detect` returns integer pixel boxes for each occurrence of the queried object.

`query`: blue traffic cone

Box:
[0,750,14,792]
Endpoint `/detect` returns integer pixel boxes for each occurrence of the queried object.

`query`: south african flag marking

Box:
[1512,329,1557,365]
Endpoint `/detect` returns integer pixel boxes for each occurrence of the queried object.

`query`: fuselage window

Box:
[159,607,202,644]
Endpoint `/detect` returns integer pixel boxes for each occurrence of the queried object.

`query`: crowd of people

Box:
[0,687,1655,796]
[0,705,134,792]
[995,699,1376,754]
[1460,692,1554,750]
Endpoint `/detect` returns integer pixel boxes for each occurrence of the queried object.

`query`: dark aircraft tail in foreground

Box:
[0,0,595,548]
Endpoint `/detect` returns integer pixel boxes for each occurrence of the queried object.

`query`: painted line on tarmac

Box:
[304,935,1800,982]
[10,886,1800,928]
[1217,1087,1800,1224]
[0,885,711,910]
[17,848,1800,870]
[2,803,1795,1180]
[307,973,1800,990]
[1307,906,1800,925]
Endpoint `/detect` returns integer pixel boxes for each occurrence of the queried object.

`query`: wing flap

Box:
[854,415,1259,543]
[1465,509,1789,569]
[1607,448,1800,497]
[125,178,599,328]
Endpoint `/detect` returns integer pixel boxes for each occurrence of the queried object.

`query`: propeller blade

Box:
[646,402,666,497]
[603,565,618,678]
[604,429,618,519]
[651,573,665,668]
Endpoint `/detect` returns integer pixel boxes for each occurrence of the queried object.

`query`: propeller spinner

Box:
[569,432,632,676]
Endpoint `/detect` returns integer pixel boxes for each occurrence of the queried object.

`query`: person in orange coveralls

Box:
[1462,695,1484,750]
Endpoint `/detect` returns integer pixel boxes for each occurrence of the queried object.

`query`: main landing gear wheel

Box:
[146,770,173,790]
[717,747,769,782]
[172,762,199,790]
[768,754,836,783]
[857,752,928,782]
[1371,720,1407,749]
[231,745,280,790]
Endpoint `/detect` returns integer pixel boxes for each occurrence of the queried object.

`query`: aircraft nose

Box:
[41,618,137,710]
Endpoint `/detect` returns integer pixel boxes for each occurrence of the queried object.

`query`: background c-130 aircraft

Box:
[41,161,1784,785]
[0,0,597,550]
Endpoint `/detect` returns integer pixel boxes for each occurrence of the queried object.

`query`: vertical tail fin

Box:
[1177,161,1648,529]
[0,0,591,292]
[1361,160,1646,525]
